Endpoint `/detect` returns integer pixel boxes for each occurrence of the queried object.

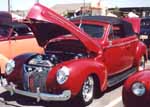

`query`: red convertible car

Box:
[3,3,147,106]
[122,69,150,107]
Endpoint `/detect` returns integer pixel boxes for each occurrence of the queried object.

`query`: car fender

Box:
[122,70,150,107]
[134,41,148,66]
[6,53,37,83]
[47,58,107,96]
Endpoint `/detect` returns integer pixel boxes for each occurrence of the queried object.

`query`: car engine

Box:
[23,40,89,92]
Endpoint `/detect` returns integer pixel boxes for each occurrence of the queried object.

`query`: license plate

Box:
[140,35,148,39]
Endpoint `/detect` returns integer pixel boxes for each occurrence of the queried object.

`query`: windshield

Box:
[77,24,104,38]
[12,22,32,35]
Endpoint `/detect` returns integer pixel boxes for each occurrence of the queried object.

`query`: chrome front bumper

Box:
[3,82,71,102]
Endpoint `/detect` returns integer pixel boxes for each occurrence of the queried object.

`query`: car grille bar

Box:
[23,64,50,92]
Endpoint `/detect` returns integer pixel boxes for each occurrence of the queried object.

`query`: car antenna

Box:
[79,0,85,28]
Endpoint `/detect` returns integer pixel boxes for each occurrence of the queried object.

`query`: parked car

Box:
[0,11,43,75]
[140,17,150,58]
[0,11,12,24]
[122,69,150,107]
[3,3,147,106]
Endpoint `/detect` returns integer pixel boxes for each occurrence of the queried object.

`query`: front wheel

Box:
[76,75,94,106]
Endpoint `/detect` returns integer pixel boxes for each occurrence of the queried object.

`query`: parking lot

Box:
[0,61,149,107]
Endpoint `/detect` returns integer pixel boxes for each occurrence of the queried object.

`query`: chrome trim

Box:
[4,82,71,102]
[23,64,51,73]
[105,38,138,49]
[23,64,50,92]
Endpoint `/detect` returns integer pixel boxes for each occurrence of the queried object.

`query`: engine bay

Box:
[23,39,89,92]
[26,39,89,69]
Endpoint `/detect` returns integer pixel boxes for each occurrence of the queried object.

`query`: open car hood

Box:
[27,3,100,53]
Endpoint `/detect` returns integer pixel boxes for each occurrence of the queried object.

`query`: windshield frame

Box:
[72,20,107,39]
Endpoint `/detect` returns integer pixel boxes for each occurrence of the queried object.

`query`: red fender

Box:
[6,53,37,83]
[46,58,107,96]
[134,41,148,66]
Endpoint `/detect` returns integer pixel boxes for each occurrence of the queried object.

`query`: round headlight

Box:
[5,60,15,75]
[56,66,70,85]
[132,82,146,96]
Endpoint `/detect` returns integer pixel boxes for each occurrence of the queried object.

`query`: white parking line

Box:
[104,96,122,107]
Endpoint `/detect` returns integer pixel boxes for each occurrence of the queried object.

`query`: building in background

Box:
[6,0,150,18]
[51,1,107,18]
[51,0,150,18]
[103,0,150,17]
[51,3,90,15]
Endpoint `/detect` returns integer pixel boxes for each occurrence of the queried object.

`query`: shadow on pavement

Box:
[0,79,125,107]
[0,91,85,107]
[106,81,124,92]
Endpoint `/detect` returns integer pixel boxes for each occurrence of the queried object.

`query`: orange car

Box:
[0,12,43,74]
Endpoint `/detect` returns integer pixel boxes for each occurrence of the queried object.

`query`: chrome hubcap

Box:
[82,76,94,102]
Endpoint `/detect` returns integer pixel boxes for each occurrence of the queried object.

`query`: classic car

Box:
[3,3,147,106]
[0,11,12,24]
[122,69,150,107]
[0,11,43,75]
[140,17,150,58]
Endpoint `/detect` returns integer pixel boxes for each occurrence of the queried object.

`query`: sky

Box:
[0,0,92,11]
[1,0,149,11]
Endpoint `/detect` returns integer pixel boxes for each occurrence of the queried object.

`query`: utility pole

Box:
[36,0,39,3]
[8,0,10,12]
[83,0,85,15]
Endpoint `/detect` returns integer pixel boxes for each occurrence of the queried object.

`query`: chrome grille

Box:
[23,64,50,92]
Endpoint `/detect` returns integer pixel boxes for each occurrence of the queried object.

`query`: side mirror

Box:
[12,31,18,37]
[10,31,18,40]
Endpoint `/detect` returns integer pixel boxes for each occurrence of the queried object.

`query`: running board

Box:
[108,67,137,87]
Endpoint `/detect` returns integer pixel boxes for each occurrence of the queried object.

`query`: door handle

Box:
[125,45,130,50]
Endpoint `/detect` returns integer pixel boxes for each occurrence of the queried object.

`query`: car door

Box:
[103,25,131,76]
[0,25,13,73]
[121,36,138,68]
[0,24,13,58]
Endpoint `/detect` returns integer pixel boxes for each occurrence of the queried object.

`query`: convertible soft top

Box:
[71,16,135,35]
[71,16,129,25]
